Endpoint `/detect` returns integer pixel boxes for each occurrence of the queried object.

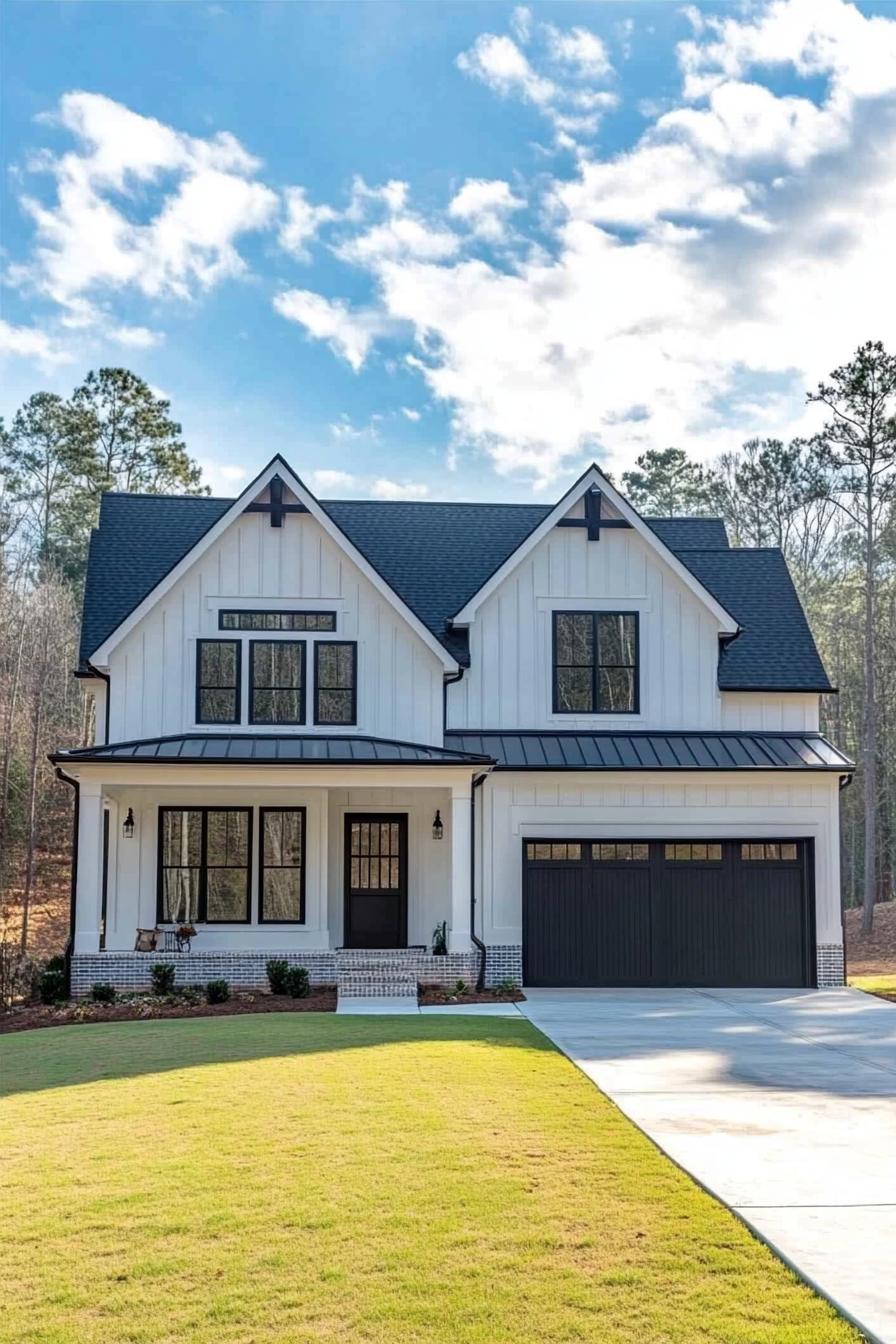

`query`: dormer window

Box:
[552,612,639,715]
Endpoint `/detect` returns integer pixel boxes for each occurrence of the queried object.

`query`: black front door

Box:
[344,814,408,948]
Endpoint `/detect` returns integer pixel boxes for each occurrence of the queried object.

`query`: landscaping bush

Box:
[205,979,230,1004]
[90,982,117,1004]
[284,966,310,998]
[265,958,290,995]
[38,958,68,1005]
[150,962,177,995]
[494,977,519,996]
[0,943,37,1012]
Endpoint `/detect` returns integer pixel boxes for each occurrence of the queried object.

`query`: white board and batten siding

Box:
[106,510,445,745]
[450,525,717,731]
[447,525,822,734]
[476,770,842,948]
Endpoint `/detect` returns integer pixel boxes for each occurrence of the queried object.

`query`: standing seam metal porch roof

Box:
[445,731,853,772]
[51,734,494,765]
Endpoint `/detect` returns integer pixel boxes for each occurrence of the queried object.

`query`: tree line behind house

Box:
[0,348,894,952]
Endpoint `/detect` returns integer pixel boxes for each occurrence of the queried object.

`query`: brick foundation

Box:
[484,944,523,987]
[70,948,500,997]
[816,943,845,988]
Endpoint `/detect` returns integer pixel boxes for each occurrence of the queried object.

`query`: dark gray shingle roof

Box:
[53,733,493,765]
[446,731,852,772]
[78,493,830,691]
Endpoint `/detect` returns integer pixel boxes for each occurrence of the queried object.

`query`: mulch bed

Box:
[845,900,896,976]
[0,990,337,1034]
[418,985,525,1006]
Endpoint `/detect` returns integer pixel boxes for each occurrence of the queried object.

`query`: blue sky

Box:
[2,0,895,501]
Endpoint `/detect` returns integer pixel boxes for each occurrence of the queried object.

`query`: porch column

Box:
[73,781,104,954]
[448,781,472,952]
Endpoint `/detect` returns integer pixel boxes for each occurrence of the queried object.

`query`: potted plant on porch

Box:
[431,920,448,956]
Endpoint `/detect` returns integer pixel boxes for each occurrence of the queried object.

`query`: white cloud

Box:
[0,319,74,369]
[456,18,616,143]
[448,178,525,240]
[111,324,163,348]
[278,186,338,260]
[309,468,357,493]
[273,288,384,371]
[13,92,278,319]
[337,213,459,265]
[326,0,896,485]
[369,478,429,500]
[457,34,556,108]
[199,459,248,495]
[546,25,612,79]
[401,406,421,421]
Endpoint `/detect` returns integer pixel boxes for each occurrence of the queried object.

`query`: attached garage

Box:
[522,839,814,988]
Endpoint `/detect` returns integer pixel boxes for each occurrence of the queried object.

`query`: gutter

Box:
[470,769,492,992]
[54,766,80,994]
[838,771,854,984]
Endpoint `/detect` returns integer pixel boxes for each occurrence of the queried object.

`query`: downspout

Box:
[442,667,464,737]
[838,771,854,984]
[54,766,80,994]
[470,769,491,992]
[85,661,111,745]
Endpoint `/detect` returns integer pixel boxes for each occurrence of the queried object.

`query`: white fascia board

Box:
[88,455,459,671]
[450,464,739,635]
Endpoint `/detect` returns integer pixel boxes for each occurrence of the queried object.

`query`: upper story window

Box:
[250,641,305,725]
[314,642,357,725]
[552,612,639,715]
[219,610,336,632]
[196,640,240,724]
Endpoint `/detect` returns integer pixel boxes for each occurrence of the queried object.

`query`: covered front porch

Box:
[52,738,493,993]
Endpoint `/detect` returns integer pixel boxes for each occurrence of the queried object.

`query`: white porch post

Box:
[448,781,472,952]
[74,781,104,954]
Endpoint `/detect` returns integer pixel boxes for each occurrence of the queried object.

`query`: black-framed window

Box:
[259,808,306,923]
[196,639,240,724]
[314,642,357,725]
[552,611,638,714]
[250,640,305,724]
[158,807,251,923]
[220,610,336,632]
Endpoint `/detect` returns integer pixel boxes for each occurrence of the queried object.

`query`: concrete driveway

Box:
[519,987,896,1343]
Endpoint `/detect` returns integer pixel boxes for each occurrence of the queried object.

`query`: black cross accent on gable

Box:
[244,474,309,527]
[556,487,632,541]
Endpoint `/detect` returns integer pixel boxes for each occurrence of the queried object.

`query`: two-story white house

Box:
[53,455,853,997]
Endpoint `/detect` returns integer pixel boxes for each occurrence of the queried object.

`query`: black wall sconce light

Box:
[122,807,136,839]
[432,809,444,840]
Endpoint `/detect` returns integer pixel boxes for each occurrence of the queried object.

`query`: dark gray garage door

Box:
[523,840,813,988]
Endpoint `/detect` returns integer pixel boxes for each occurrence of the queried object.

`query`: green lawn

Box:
[849,973,896,1001]
[1,1016,858,1344]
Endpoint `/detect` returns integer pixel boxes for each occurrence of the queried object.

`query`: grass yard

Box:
[849,973,896,1002]
[1,1016,858,1344]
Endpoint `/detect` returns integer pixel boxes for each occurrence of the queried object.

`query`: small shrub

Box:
[266,958,290,995]
[38,964,68,1005]
[494,977,519,996]
[284,966,310,998]
[90,982,117,1004]
[150,962,176,995]
[452,978,469,997]
[0,943,37,1012]
[205,979,230,1004]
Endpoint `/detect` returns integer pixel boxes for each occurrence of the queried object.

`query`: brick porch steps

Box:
[336,950,418,1001]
